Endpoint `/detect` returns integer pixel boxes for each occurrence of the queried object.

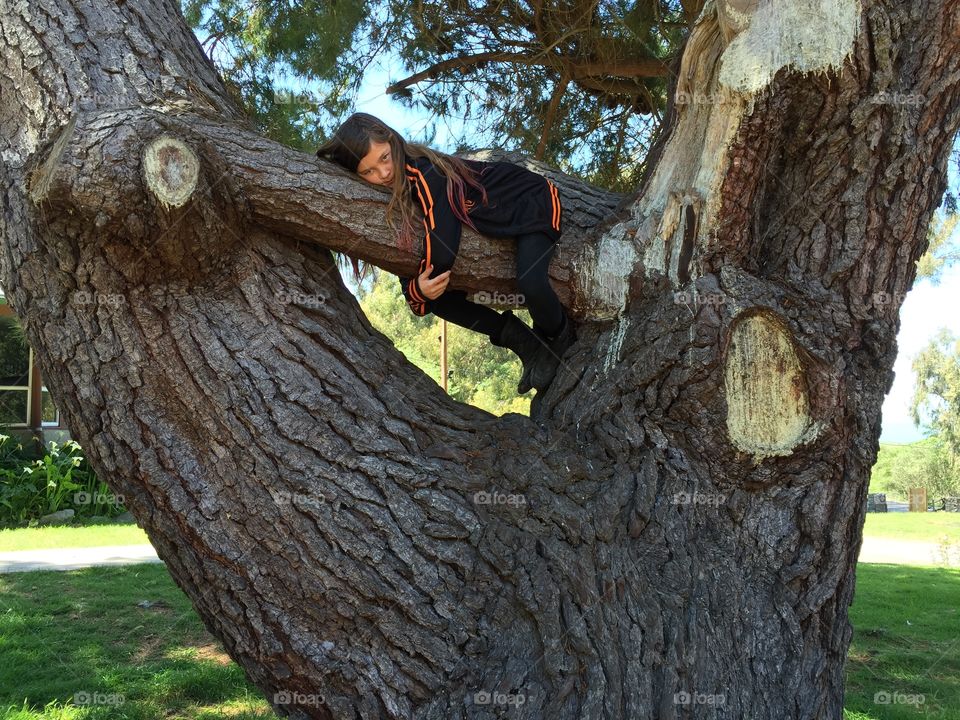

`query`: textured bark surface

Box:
[2,0,959,719]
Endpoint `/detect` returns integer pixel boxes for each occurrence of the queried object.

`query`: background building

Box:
[0,290,70,453]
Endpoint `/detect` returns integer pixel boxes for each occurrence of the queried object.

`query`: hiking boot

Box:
[490,310,541,394]
[526,311,577,392]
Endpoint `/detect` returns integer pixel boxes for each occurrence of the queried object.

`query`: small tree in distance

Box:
[358,270,532,417]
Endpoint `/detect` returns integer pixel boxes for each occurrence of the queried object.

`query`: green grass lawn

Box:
[0,525,149,552]
[0,564,275,719]
[844,564,960,719]
[2,512,957,555]
[0,563,957,719]
[862,512,960,542]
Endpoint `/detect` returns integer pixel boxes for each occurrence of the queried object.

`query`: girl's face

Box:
[356,139,395,186]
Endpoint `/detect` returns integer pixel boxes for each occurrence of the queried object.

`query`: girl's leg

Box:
[429,290,507,339]
[515,231,564,337]
[431,290,544,394]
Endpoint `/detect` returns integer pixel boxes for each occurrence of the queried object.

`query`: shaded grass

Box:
[844,564,960,719]
[0,564,276,719]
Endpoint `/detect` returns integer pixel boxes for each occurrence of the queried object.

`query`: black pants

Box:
[429,231,564,339]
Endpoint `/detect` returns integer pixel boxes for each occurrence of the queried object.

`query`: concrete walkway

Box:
[0,536,956,573]
[858,537,959,567]
[0,544,162,573]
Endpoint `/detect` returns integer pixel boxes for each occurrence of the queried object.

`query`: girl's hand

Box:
[418,264,451,300]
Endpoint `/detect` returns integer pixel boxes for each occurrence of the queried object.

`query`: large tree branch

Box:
[171,119,630,316]
[535,75,570,158]
[385,52,671,95]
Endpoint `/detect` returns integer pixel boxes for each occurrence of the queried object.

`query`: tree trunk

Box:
[2,1,959,718]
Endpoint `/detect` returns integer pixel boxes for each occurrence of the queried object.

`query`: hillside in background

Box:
[870,437,959,501]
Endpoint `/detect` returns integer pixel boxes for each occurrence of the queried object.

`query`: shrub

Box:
[0,434,125,527]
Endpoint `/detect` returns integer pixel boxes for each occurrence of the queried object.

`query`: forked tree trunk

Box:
[2,0,959,718]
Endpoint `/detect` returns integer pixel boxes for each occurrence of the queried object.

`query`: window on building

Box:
[0,291,64,429]
[41,382,60,427]
[0,315,30,426]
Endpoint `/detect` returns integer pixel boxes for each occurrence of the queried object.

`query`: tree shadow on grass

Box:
[0,564,278,719]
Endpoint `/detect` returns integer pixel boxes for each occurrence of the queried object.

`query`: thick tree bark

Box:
[2,0,959,719]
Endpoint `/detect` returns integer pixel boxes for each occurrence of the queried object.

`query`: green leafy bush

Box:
[0,434,125,527]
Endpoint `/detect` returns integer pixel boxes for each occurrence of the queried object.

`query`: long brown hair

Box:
[316,112,489,284]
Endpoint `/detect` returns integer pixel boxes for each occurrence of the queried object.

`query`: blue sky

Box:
[879,263,960,443]
[351,59,462,149]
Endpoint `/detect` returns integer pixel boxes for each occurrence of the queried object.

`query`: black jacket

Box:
[398,154,564,316]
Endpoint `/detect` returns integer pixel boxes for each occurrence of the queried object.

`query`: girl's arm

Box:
[401,157,463,316]
[398,261,429,316]
[398,262,452,316]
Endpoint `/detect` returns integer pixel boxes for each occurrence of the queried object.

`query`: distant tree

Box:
[916,142,959,281]
[358,271,531,416]
[912,329,960,459]
[885,437,960,501]
[916,206,960,283]
[869,442,913,497]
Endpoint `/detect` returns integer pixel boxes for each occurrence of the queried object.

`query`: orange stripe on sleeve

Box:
[547,180,555,229]
[411,183,432,225]
[556,185,561,230]
[406,165,435,230]
[547,181,559,230]
[410,169,436,230]
[408,278,423,302]
[407,166,438,269]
